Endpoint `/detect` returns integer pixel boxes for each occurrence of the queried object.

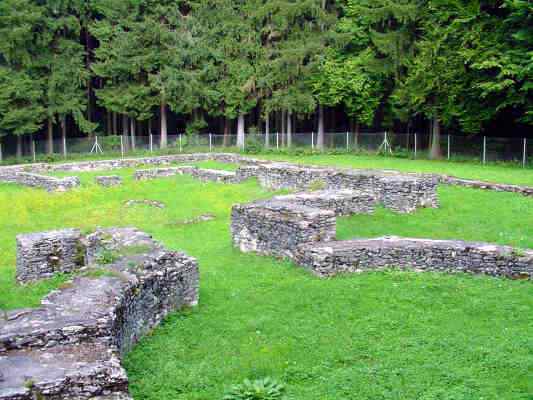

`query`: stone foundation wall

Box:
[16,229,85,283]
[294,236,533,279]
[272,190,377,215]
[1,227,199,400]
[0,171,80,192]
[96,175,122,187]
[247,163,439,213]
[133,166,197,180]
[231,200,336,259]
[190,168,238,183]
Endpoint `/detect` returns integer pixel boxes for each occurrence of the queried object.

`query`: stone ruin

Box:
[133,166,197,180]
[294,236,533,279]
[1,227,199,400]
[0,171,80,192]
[95,175,122,187]
[231,200,336,259]
[231,187,532,280]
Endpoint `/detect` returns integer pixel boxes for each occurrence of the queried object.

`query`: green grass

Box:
[0,161,532,399]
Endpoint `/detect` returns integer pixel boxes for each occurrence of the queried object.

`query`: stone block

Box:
[231,200,336,258]
[95,175,122,187]
[16,229,85,283]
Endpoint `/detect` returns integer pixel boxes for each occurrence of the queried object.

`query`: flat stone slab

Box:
[272,189,377,215]
[294,236,533,279]
[0,341,128,400]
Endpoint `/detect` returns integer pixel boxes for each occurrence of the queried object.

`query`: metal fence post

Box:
[276,132,279,150]
[120,136,124,159]
[522,138,527,168]
[311,131,314,150]
[32,140,36,162]
[414,133,417,159]
[179,134,182,152]
[209,133,212,152]
[63,135,67,158]
[149,134,153,153]
[0,142,2,162]
[346,131,349,150]
[483,136,487,164]
[447,134,451,160]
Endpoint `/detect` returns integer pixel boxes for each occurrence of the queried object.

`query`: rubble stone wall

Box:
[294,236,533,279]
[1,227,199,400]
[133,166,197,180]
[231,200,336,259]
[16,229,85,283]
[0,171,80,192]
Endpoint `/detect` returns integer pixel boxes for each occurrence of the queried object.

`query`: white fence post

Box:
[32,140,36,162]
[522,138,527,168]
[483,136,487,164]
[179,134,182,152]
[63,135,67,158]
[311,131,314,150]
[447,134,451,160]
[346,131,349,150]
[120,136,124,159]
[0,142,2,162]
[414,133,417,159]
[276,132,279,150]
[149,134,153,153]
[209,133,212,152]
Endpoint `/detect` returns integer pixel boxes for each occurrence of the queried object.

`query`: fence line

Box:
[0,132,531,167]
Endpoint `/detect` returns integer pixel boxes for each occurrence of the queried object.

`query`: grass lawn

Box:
[0,156,532,399]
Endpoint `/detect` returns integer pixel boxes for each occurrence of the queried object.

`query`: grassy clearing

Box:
[0,165,532,399]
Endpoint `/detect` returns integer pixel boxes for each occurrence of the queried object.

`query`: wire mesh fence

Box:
[0,132,531,167]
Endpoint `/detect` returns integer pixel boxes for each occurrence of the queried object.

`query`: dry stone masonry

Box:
[133,166,197,180]
[272,190,377,216]
[16,229,86,283]
[190,168,239,183]
[294,236,533,279]
[1,227,199,400]
[0,171,80,192]
[231,200,336,259]
[96,175,123,187]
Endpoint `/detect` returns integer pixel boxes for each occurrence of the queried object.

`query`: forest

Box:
[0,0,531,158]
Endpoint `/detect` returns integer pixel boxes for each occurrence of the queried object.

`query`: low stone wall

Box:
[442,176,533,197]
[0,227,199,400]
[231,200,336,259]
[16,229,86,283]
[0,171,80,192]
[96,175,123,187]
[249,163,439,213]
[294,236,533,279]
[133,166,197,180]
[190,168,238,183]
[272,189,377,215]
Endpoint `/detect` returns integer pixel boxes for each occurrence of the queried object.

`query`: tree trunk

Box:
[265,112,270,148]
[0,139,3,163]
[61,116,67,157]
[354,120,360,149]
[287,111,292,148]
[106,110,111,134]
[122,115,129,150]
[281,109,286,146]
[223,117,230,146]
[160,101,168,149]
[429,114,442,159]
[16,135,22,159]
[130,118,136,150]
[112,112,117,135]
[317,104,324,150]
[237,113,245,148]
[47,117,54,154]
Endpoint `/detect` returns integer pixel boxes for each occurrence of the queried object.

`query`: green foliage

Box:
[223,378,286,400]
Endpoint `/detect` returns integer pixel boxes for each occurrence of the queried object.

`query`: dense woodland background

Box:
[0,0,531,158]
